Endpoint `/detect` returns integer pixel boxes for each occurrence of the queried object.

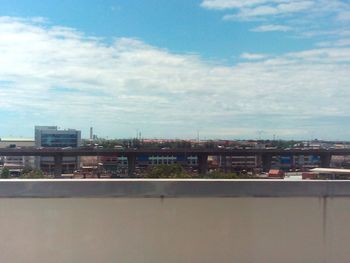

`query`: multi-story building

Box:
[99,155,127,171]
[35,126,81,174]
[293,155,320,169]
[0,138,35,175]
[271,156,293,171]
[230,156,258,171]
[210,155,258,172]
[136,155,197,167]
[271,155,320,171]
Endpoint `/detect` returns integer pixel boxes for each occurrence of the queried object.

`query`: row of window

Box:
[41,134,79,147]
[102,160,198,165]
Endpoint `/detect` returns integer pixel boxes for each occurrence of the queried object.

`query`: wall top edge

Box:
[0,180,349,198]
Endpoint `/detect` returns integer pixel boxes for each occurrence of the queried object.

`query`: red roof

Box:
[268,169,284,176]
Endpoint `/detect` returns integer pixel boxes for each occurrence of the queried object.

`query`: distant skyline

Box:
[0,0,350,140]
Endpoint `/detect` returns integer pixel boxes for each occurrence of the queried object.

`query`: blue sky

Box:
[0,0,314,60]
[0,0,350,140]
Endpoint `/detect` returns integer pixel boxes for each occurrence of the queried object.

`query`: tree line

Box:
[0,167,44,179]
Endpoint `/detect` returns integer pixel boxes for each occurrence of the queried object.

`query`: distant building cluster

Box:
[2,126,350,178]
[0,126,81,176]
[0,138,35,176]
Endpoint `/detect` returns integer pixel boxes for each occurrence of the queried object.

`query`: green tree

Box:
[204,171,253,179]
[20,168,44,179]
[209,171,238,179]
[1,167,10,179]
[144,164,193,178]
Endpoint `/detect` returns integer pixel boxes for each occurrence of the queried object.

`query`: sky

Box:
[0,0,350,140]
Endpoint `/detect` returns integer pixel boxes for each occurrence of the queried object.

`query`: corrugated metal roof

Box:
[311,168,350,174]
[0,138,34,142]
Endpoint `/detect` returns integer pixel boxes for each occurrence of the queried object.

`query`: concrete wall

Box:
[0,180,350,263]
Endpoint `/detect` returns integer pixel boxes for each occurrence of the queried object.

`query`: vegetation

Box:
[204,171,254,179]
[142,164,256,179]
[82,138,193,149]
[143,164,193,178]
[0,167,10,179]
[83,137,316,150]
[20,167,44,179]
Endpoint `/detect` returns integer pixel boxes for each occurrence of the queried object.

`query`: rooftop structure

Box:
[0,138,34,148]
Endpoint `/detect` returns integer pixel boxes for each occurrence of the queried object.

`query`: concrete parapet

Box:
[0,180,350,263]
[0,179,350,197]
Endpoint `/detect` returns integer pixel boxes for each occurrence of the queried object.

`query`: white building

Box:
[0,138,35,174]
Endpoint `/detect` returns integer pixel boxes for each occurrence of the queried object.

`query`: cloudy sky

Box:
[0,0,350,140]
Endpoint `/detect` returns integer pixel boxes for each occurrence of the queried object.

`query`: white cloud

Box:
[277,1,314,13]
[317,38,350,47]
[240,53,270,60]
[200,0,280,10]
[202,0,350,42]
[1,17,350,139]
[335,38,350,46]
[202,0,315,14]
[337,11,350,21]
[251,24,292,32]
[225,1,314,20]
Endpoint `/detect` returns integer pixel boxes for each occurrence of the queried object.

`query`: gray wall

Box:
[0,180,349,263]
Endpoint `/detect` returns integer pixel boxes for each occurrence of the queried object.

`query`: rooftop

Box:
[0,138,34,142]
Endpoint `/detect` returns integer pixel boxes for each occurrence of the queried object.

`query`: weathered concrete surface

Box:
[0,180,349,263]
[0,197,348,263]
[1,179,350,197]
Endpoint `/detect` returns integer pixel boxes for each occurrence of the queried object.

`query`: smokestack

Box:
[90,127,93,141]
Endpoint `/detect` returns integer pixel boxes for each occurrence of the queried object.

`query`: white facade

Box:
[0,138,35,171]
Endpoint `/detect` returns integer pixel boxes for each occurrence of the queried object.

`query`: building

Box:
[293,155,320,169]
[35,126,81,174]
[230,156,258,171]
[0,138,35,175]
[271,155,320,171]
[209,155,258,172]
[35,126,81,148]
[0,138,35,149]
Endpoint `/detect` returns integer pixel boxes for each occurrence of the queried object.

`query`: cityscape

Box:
[2,125,350,180]
[1,1,350,262]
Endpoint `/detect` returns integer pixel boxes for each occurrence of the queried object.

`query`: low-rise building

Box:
[0,138,35,175]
